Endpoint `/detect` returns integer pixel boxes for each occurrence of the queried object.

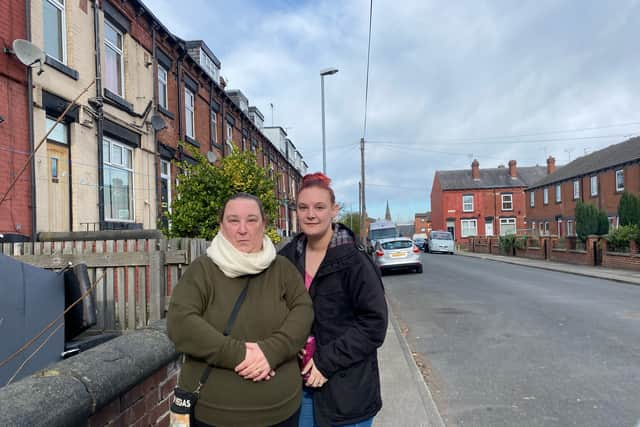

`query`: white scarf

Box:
[206,232,277,278]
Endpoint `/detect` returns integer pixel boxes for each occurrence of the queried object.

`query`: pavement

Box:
[373,250,640,427]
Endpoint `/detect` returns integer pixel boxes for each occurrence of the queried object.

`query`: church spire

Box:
[385,201,391,221]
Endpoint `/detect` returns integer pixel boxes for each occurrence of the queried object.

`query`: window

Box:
[104,20,124,96]
[200,49,219,82]
[557,219,563,237]
[499,218,516,236]
[226,122,234,153]
[590,176,598,196]
[543,188,549,204]
[51,157,59,181]
[461,219,477,237]
[160,159,171,213]
[184,88,195,138]
[573,180,580,200]
[616,169,624,192]
[43,0,66,63]
[462,195,474,212]
[555,184,561,203]
[544,221,550,235]
[46,117,68,144]
[501,193,513,211]
[608,217,617,230]
[158,66,168,109]
[103,137,134,221]
[529,191,535,207]
[210,111,217,145]
[567,220,574,236]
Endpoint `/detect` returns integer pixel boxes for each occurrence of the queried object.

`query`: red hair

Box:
[300,172,335,203]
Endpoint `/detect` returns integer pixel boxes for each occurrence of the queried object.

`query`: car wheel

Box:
[416,265,423,273]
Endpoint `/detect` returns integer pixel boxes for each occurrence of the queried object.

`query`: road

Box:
[382,253,640,427]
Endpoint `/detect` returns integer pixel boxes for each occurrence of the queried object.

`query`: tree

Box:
[337,209,362,237]
[575,201,609,242]
[162,144,280,242]
[618,192,640,227]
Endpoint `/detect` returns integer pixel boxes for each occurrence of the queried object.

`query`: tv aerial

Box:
[10,39,46,75]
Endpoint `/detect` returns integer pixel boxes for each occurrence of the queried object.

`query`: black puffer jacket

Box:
[279,223,388,426]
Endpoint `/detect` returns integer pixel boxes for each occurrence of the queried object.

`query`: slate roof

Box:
[437,165,548,190]
[528,137,640,189]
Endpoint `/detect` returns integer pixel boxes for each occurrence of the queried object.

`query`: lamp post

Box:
[320,67,339,174]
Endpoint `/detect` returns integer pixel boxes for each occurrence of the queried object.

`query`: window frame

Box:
[555,184,561,203]
[499,217,516,236]
[157,65,168,109]
[210,110,217,145]
[567,219,574,236]
[590,175,598,196]
[501,193,513,211]
[573,180,580,200]
[102,137,134,222]
[615,169,624,192]
[43,0,67,63]
[462,194,474,212]
[460,219,477,237]
[543,187,549,205]
[184,87,195,139]
[160,159,172,214]
[529,191,535,208]
[104,19,125,96]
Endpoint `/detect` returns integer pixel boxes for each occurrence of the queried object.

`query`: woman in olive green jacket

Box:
[167,193,313,427]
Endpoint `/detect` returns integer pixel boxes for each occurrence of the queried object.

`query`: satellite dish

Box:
[206,151,217,163]
[150,113,166,131]
[12,39,45,75]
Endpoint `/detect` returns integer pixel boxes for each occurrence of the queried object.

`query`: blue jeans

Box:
[299,387,374,427]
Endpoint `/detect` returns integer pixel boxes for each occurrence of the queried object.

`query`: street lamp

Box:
[320,67,339,174]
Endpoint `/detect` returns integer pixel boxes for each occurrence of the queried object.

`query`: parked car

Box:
[427,230,455,254]
[374,237,423,274]
[412,233,428,252]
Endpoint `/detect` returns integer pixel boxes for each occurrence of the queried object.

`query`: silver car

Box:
[374,237,423,274]
[427,230,455,254]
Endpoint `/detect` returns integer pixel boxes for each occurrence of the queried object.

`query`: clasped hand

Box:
[234,342,275,382]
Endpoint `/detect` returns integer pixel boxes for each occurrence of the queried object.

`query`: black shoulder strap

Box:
[195,276,251,393]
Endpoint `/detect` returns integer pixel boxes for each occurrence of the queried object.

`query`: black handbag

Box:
[170,277,251,425]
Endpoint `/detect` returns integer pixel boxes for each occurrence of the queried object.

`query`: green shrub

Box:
[618,192,640,227]
[606,224,639,252]
[575,201,609,242]
[498,234,526,254]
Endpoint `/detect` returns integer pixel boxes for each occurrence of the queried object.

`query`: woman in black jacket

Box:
[279,172,388,427]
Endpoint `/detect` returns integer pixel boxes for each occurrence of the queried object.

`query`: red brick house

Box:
[431,160,547,241]
[414,212,431,235]
[525,137,640,237]
[0,0,31,241]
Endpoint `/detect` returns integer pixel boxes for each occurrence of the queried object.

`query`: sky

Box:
[142,0,640,223]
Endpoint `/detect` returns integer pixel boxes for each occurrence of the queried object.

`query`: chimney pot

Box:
[547,156,556,175]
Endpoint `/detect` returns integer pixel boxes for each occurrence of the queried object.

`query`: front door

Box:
[446,220,455,240]
[485,222,493,236]
[46,143,70,231]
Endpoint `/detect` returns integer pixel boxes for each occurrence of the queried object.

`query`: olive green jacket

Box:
[167,255,313,426]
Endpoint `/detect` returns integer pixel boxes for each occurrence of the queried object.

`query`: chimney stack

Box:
[508,160,517,178]
[547,156,556,175]
[471,159,480,180]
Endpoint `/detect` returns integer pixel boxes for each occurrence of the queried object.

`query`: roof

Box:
[415,212,431,220]
[436,165,547,190]
[528,137,640,189]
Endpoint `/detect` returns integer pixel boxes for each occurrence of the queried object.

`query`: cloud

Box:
[142,0,640,222]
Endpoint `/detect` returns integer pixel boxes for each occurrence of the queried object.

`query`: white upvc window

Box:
[43,0,66,63]
[615,169,624,192]
[226,122,234,153]
[573,180,580,199]
[211,111,217,145]
[461,219,477,237]
[184,88,195,138]
[200,48,220,82]
[590,176,598,196]
[462,195,474,212]
[499,217,516,236]
[103,137,134,221]
[567,220,574,236]
[501,193,513,211]
[160,159,171,213]
[555,184,561,203]
[158,66,168,109]
[529,191,535,207]
[104,20,124,96]
[543,188,549,204]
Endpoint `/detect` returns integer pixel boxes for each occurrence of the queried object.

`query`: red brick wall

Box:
[0,0,31,238]
[526,162,640,235]
[89,361,179,427]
